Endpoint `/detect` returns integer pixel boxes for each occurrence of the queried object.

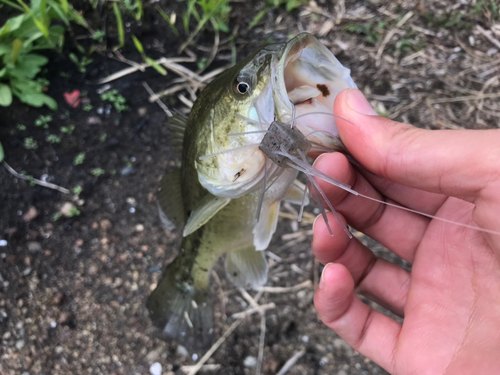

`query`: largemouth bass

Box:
[147,33,356,351]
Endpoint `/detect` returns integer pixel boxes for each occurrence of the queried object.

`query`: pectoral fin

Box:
[183,194,231,237]
[253,200,280,251]
[158,169,186,231]
[284,179,310,206]
[225,247,268,289]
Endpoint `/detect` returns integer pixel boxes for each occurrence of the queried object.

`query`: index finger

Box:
[334,89,500,202]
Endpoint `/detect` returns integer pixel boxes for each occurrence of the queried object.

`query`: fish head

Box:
[193,33,356,198]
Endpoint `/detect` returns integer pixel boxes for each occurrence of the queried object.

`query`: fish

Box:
[146,33,357,352]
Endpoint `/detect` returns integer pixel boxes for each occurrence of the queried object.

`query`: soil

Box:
[1,1,499,374]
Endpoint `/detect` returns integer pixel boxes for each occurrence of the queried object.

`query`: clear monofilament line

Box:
[287,111,354,128]
[235,114,262,127]
[307,176,333,236]
[298,183,308,223]
[296,149,352,238]
[356,193,500,237]
[227,130,270,137]
[255,159,270,222]
[273,145,357,194]
[199,143,260,160]
[307,174,352,238]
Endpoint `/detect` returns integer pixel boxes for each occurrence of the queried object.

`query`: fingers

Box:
[334,88,500,256]
[313,212,410,317]
[313,152,429,263]
[334,89,500,201]
[314,263,400,373]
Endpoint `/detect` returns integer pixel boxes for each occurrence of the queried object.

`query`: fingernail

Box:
[347,89,377,116]
[311,153,326,169]
[312,214,321,232]
[319,263,331,289]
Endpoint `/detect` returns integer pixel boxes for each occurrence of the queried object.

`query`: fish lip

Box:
[274,33,357,121]
[274,33,323,122]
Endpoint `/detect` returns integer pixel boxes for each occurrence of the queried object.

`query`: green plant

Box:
[113,3,125,50]
[0,0,88,109]
[92,29,105,43]
[131,35,167,75]
[73,152,85,165]
[100,89,128,112]
[249,0,307,29]
[69,52,93,73]
[72,185,82,195]
[16,123,26,130]
[82,104,92,111]
[60,124,75,134]
[345,20,390,45]
[68,206,81,217]
[158,0,231,53]
[34,114,52,128]
[23,136,37,149]
[121,0,143,21]
[474,0,499,20]
[46,134,61,143]
[91,167,105,176]
[0,141,4,162]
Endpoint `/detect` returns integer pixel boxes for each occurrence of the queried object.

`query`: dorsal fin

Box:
[169,110,188,155]
[158,169,186,231]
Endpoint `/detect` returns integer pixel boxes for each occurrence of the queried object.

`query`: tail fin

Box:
[147,266,214,353]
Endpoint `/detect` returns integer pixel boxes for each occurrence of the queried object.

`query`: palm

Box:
[311,153,500,374]
[394,197,500,374]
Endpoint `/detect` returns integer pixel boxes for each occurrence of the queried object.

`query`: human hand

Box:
[312,88,500,374]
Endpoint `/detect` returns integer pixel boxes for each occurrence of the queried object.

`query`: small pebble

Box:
[0,239,7,246]
[150,362,162,375]
[176,345,189,358]
[319,356,329,366]
[120,166,136,176]
[16,339,25,350]
[22,267,32,276]
[135,224,144,232]
[244,356,257,368]
[27,241,42,252]
[301,335,309,343]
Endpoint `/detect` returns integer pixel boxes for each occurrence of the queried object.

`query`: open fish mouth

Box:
[274,33,357,148]
[197,33,357,204]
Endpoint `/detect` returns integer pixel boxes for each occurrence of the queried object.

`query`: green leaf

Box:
[11,39,23,64]
[145,57,167,75]
[0,84,13,106]
[0,141,4,163]
[59,0,68,14]
[18,91,57,109]
[131,35,144,54]
[113,3,125,50]
[0,14,25,36]
[17,0,50,38]
[47,0,70,25]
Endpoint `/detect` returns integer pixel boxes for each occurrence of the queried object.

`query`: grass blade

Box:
[113,3,124,50]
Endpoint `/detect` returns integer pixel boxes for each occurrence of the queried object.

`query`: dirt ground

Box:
[1,1,499,374]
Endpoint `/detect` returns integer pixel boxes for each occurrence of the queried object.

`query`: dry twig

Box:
[142,82,173,117]
[3,162,70,194]
[258,280,312,293]
[375,11,414,66]
[276,350,306,375]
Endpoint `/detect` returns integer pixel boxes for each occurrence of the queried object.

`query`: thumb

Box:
[333,88,500,201]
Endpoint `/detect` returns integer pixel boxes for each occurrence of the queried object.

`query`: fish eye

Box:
[235,81,250,95]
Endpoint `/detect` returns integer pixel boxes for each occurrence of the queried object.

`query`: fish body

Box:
[147,33,356,351]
